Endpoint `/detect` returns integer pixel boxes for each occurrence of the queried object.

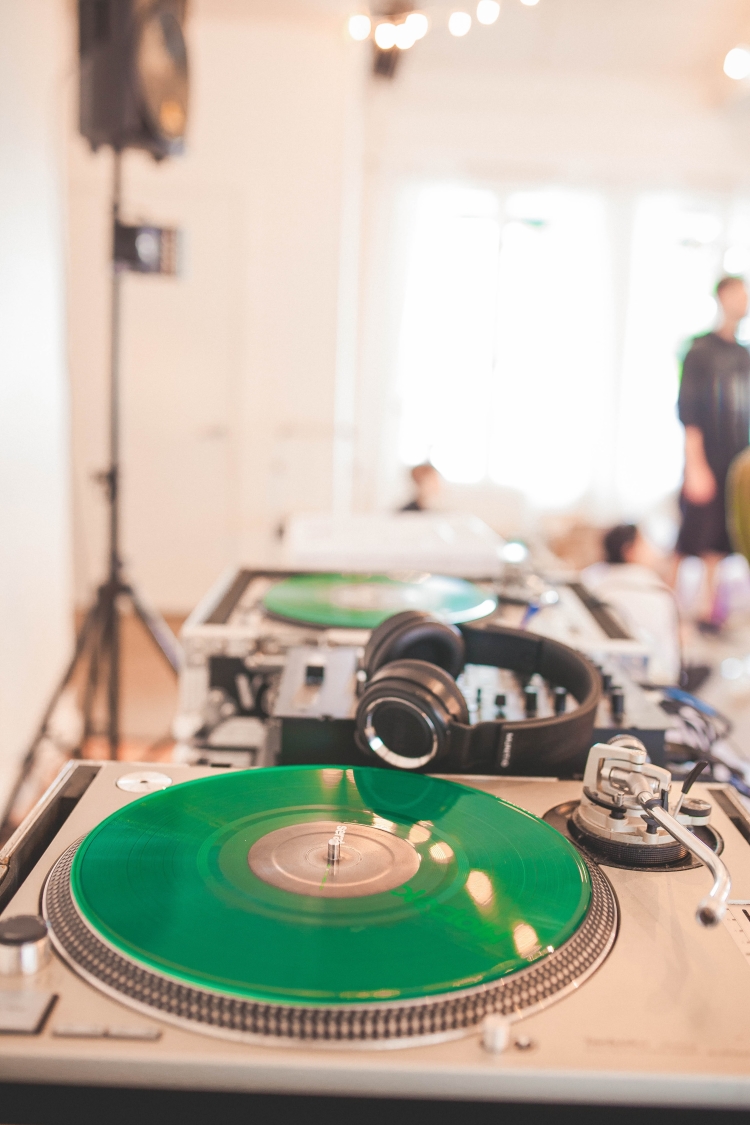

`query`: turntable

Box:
[174,568,668,774]
[174,569,499,769]
[1,740,750,1110]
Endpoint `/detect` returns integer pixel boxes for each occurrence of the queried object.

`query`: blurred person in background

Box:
[400,463,442,512]
[674,276,750,631]
[583,524,681,685]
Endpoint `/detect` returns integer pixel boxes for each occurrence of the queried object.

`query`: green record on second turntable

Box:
[70,767,591,1006]
[261,572,497,629]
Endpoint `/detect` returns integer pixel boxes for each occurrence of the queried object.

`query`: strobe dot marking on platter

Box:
[115,771,172,794]
[43,768,618,1047]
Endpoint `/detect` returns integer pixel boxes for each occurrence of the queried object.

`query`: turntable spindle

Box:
[328,825,346,863]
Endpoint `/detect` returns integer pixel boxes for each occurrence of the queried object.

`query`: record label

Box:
[67,768,591,1006]
[262,573,497,629]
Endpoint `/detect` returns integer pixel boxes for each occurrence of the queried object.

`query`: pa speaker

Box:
[78,0,188,160]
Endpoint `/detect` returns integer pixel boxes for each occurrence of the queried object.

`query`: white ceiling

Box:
[196,0,750,88]
[403,0,750,83]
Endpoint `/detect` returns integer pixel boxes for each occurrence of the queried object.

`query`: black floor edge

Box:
[1,1084,749,1125]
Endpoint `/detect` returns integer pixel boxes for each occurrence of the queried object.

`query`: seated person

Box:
[400,463,442,512]
[582,524,681,686]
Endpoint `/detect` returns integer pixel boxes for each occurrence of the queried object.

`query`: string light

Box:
[347,13,372,40]
[398,23,422,48]
[724,46,750,80]
[347,4,511,49]
[374,20,397,48]
[520,0,540,6]
[476,0,500,24]
[405,11,429,39]
[448,11,472,36]
[395,22,417,48]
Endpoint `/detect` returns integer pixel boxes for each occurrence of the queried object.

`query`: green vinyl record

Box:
[68,767,591,1007]
[262,573,497,629]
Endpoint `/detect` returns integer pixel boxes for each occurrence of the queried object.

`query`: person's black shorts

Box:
[675,475,732,557]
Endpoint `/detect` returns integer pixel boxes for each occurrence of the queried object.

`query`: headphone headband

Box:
[448,622,601,774]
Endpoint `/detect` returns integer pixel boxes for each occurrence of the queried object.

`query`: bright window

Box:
[396,184,733,516]
[397,187,500,484]
[617,195,723,511]
[488,189,612,509]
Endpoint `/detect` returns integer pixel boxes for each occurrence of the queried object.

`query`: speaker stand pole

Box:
[105,147,124,759]
[0,150,182,838]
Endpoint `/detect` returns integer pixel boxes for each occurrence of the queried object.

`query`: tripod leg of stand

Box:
[81,594,107,745]
[101,582,120,760]
[127,584,183,674]
[0,597,102,832]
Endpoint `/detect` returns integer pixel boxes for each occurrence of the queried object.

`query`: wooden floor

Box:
[76,608,185,759]
[1,610,185,838]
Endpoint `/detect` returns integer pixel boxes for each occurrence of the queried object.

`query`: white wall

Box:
[67,1,366,612]
[0,0,73,801]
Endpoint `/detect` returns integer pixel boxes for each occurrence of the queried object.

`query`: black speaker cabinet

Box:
[78,0,188,159]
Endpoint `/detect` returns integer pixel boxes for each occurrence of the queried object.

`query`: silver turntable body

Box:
[2,759,750,1108]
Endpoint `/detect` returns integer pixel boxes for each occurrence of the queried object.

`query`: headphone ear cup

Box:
[355,659,469,770]
[363,611,466,678]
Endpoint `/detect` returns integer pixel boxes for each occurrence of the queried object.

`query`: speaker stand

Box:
[0,151,182,837]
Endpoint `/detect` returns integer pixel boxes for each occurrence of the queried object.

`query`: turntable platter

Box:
[44,768,616,1045]
[261,573,497,629]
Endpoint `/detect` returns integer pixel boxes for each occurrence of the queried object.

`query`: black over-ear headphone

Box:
[355,611,602,775]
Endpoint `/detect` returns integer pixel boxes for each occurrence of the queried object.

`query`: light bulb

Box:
[395,22,417,49]
[348,14,372,40]
[724,46,750,80]
[374,20,397,48]
[405,11,429,39]
[448,11,472,36]
[520,0,539,6]
[476,0,500,24]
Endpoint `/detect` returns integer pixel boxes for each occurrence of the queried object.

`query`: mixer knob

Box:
[0,915,50,976]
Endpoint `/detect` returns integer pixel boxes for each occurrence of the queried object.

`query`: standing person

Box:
[675,275,750,630]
